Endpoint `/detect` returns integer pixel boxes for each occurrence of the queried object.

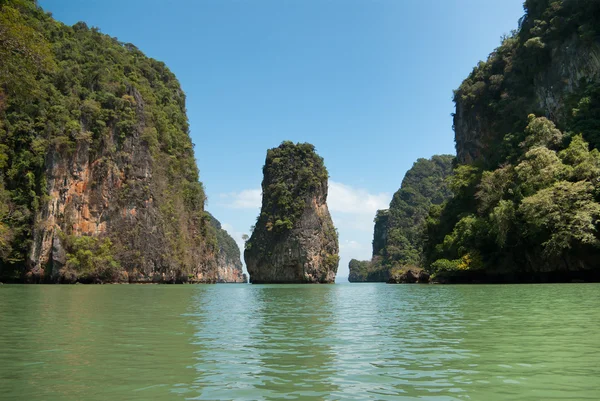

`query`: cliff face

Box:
[426,0,600,282]
[0,2,217,283]
[348,155,454,283]
[534,35,600,124]
[454,1,600,165]
[371,210,389,258]
[455,36,600,165]
[244,142,339,284]
[207,212,245,283]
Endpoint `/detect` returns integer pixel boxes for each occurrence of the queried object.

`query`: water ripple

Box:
[0,283,599,400]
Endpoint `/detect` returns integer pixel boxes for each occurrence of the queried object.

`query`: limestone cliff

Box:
[454,1,600,165]
[425,0,600,282]
[0,2,217,283]
[244,142,339,284]
[348,155,453,283]
[207,212,246,283]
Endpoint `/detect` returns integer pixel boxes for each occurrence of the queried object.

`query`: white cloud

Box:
[328,181,391,233]
[219,188,261,209]
[328,182,391,279]
[339,240,367,251]
[218,182,389,216]
[328,181,389,215]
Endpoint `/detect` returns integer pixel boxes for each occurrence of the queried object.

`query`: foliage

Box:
[0,0,55,98]
[379,155,454,266]
[520,180,600,257]
[323,254,340,272]
[348,259,370,282]
[347,258,389,282]
[61,234,120,282]
[454,1,600,166]
[427,117,600,278]
[206,212,242,269]
[427,1,600,281]
[349,155,454,282]
[0,0,215,280]
[252,141,328,237]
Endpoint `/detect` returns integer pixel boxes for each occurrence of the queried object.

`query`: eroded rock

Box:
[244,142,339,284]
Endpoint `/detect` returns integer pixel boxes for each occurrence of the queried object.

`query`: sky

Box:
[39,0,525,281]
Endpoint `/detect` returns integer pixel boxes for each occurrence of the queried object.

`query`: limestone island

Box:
[244,141,339,283]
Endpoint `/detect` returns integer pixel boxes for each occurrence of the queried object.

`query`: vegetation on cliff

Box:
[426,0,600,282]
[252,141,329,235]
[348,156,454,282]
[0,0,216,282]
[347,259,370,282]
[245,141,339,283]
[206,212,245,283]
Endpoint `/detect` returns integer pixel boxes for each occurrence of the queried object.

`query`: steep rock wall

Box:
[0,2,217,282]
[454,2,600,165]
[244,142,339,284]
[429,1,600,281]
[26,87,217,283]
[207,212,245,283]
[348,155,453,283]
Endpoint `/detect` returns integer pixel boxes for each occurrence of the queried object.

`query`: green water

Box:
[0,283,598,400]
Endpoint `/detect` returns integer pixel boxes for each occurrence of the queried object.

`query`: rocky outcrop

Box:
[348,155,453,282]
[0,5,218,283]
[534,35,600,122]
[371,210,389,258]
[455,35,600,164]
[348,258,390,283]
[25,86,218,283]
[387,268,430,284]
[454,4,600,165]
[428,1,600,282]
[244,142,339,284]
[216,254,245,283]
[207,212,246,283]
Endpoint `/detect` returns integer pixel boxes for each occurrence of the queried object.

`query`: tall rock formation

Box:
[454,0,600,166]
[0,1,217,283]
[207,212,246,283]
[425,0,600,282]
[348,155,454,282]
[244,142,339,283]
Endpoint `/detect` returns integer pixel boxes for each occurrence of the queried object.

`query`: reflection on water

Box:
[185,285,339,400]
[0,283,599,400]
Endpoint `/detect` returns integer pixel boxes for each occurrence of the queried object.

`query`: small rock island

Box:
[244,141,339,283]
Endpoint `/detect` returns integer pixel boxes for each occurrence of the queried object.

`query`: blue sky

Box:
[40,0,525,280]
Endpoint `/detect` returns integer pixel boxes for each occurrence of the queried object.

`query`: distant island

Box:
[349,155,453,283]
[244,141,339,283]
[1,0,599,284]
[207,213,247,283]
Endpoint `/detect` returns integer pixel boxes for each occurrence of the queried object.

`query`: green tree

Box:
[520,181,600,257]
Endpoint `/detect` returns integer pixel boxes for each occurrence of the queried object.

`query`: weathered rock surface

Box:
[244,142,339,283]
[455,35,600,165]
[207,212,246,283]
[25,87,218,283]
[387,268,430,284]
[0,11,220,283]
[446,2,600,278]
